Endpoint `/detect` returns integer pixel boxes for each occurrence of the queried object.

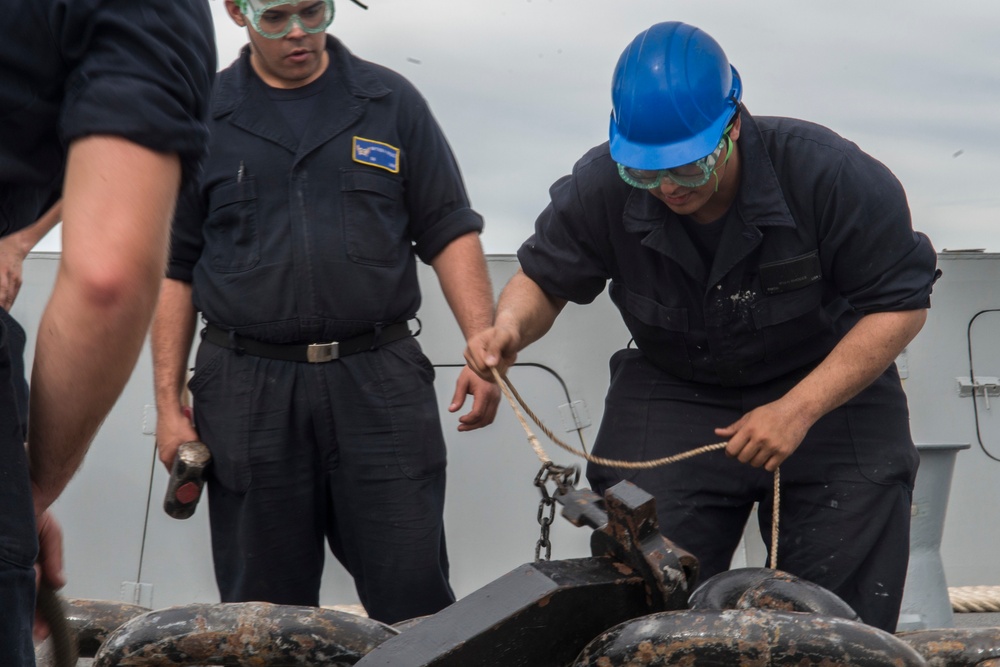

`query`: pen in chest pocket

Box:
[237,160,247,201]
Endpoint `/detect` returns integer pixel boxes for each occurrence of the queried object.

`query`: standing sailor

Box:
[152,0,499,624]
[466,21,938,632]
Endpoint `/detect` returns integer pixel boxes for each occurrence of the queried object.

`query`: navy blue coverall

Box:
[0,1,213,662]
[168,36,484,624]
[518,110,938,632]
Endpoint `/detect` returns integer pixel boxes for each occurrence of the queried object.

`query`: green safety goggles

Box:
[237,0,335,39]
[617,130,734,190]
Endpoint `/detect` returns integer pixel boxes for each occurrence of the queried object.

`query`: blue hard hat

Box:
[610,22,742,170]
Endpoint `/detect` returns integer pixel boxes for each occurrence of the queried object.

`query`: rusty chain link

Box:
[532,462,580,561]
[496,368,782,570]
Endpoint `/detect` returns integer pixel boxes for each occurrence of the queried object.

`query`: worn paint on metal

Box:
[589,481,699,612]
[556,487,609,530]
[355,558,656,667]
[689,567,860,621]
[896,627,1000,666]
[91,601,397,666]
[64,598,153,656]
[36,598,171,666]
[356,481,703,667]
[573,608,929,666]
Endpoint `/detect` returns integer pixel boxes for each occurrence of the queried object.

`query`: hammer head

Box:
[163,441,211,520]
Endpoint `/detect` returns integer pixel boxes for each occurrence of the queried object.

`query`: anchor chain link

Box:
[532,462,580,561]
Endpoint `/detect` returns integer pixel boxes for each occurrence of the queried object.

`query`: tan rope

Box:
[492,367,728,467]
[498,370,553,465]
[769,467,780,569]
[949,586,1000,613]
[491,367,782,568]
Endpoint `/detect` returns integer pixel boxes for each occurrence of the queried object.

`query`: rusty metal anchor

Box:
[572,608,930,666]
[90,602,397,666]
[35,597,152,667]
[354,479,699,666]
[64,598,152,657]
[896,627,1000,666]
[35,472,1000,666]
[688,566,861,620]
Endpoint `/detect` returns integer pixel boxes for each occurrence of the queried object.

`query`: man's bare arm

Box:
[717,309,927,471]
[430,232,494,338]
[464,268,567,380]
[151,277,200,469]
[430,231,499,431]
[27,135,181,514]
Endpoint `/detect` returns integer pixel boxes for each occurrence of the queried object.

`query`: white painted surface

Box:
[14,252,1000,614]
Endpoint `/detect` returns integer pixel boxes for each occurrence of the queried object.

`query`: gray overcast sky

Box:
[40,1,999,253]
[275,0,994,255]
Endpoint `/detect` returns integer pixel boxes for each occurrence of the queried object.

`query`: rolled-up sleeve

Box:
[57,0,216,182]
[166,179,206,283]
[401,97,483,263]
[518,154,615,305]
[818,144,939,313]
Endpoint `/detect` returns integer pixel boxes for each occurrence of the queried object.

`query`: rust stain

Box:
[611,562,634,575]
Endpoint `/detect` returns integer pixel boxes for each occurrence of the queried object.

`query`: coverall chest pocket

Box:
[611,284,693,378]
[341,169,406,267]
[751,280,828,361]
[205,178,260,273]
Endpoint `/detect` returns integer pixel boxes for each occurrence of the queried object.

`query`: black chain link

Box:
[532,462,580,561]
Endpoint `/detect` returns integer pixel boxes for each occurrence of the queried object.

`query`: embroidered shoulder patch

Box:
[352,137,400,173]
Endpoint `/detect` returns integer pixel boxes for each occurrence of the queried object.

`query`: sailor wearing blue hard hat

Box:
[611,22,744,222]
[465,21,939,634]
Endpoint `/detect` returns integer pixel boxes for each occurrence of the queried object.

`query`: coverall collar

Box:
[622,109,796,287]
[212,35,391,158]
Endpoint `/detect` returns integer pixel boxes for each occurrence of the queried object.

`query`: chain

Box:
[533,462,580,561]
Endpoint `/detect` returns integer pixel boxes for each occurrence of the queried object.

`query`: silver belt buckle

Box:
[307,341,339,363]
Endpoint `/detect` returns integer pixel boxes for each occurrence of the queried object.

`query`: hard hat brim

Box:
[610,66,742,170]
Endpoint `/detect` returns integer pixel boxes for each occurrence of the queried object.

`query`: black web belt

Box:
[203,321,412,363]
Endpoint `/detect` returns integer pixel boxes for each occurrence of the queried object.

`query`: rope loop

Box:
[490,366,783,568]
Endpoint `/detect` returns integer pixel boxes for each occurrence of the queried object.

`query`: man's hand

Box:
[716,309,928,473]
[463,324,522,382]
[0,233,26,311]
[448,365,500,431]
[33,510,66,641]
[0,200,62,311]
[715,398,813,472]
[156,407,200,472]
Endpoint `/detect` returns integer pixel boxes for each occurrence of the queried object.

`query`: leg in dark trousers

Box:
[0,310,36,666]
[588,350,916,632]
[197,337,454,624]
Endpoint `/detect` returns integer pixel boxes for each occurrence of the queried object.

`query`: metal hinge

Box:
[121,581,154,608]
[896,348,909,380]
[142,404,157,435]
[558,400,592,432]
[956,376,1000,409]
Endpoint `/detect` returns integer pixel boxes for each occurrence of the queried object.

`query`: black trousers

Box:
[193,335,454,624]
[0,309,34,666]
[587,349,918,633]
